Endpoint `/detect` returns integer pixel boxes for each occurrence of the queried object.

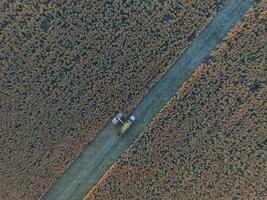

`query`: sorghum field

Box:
[85,3,266,200]
[0,0,227,199]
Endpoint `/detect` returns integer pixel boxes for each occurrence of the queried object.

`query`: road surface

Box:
[42,0,255,199]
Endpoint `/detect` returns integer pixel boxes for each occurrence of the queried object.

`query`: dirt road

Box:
[42,0,255,199]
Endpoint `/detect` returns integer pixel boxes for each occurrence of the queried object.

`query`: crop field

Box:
[85,3,266,200]
[0,0,229,199]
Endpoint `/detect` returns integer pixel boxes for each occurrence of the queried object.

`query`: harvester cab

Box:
[112,113,135,136]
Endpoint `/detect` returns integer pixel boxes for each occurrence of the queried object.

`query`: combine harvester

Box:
[112,113,135,136]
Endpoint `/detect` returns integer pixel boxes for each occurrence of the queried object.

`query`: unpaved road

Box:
[42,0,255,199]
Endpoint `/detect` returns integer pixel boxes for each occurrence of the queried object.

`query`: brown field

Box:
[85,3,266,200]
[0,0,228,199]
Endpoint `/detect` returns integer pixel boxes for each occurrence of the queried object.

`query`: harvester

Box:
[112,113,135,136]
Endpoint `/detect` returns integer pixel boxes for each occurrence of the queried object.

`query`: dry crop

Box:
[85,3,266,200]
[0,0,228,199]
